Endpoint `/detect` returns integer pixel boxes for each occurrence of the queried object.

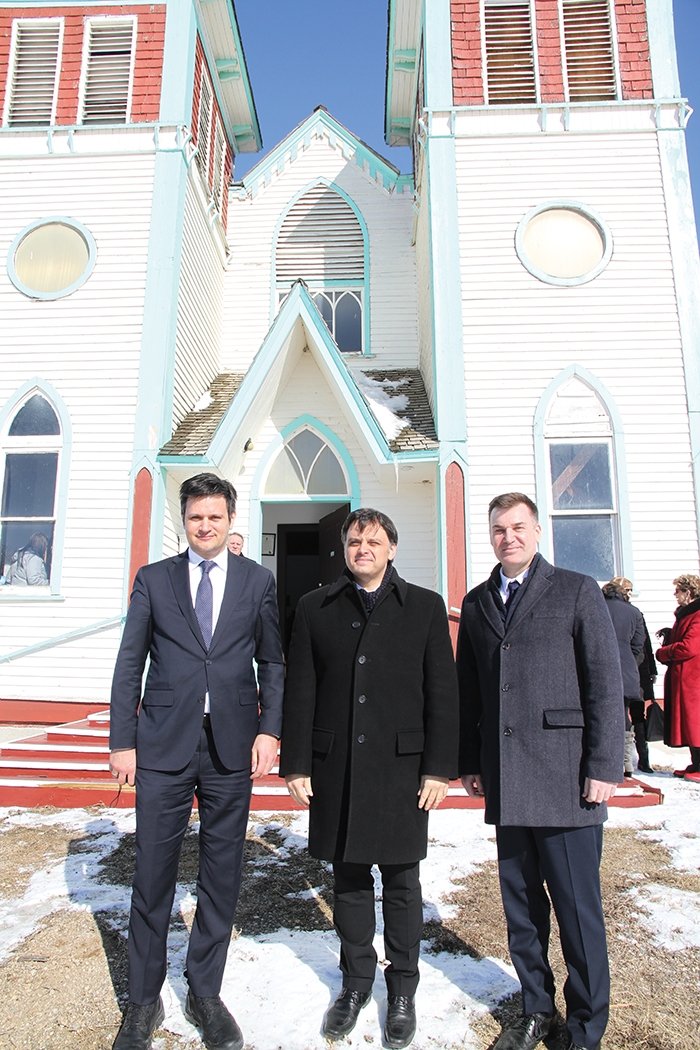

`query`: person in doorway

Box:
[227,532,245,556]
[280,508,458,1049]
[656,573,700,782]
[109,473,284,1050]
[457,493,624,1050]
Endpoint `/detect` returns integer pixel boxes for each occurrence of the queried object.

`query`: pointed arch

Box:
[0,378,72,596]
[534,364,633,580]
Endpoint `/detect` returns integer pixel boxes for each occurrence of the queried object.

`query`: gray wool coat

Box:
[457,555,625,827]
[279,568,459,865]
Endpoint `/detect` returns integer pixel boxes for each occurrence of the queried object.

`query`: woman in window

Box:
[6,532,49,586]
[656,574,700,783]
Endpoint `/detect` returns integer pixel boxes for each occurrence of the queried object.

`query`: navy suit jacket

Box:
[110,549,284,771]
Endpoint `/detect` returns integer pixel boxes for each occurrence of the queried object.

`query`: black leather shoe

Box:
[567,1042,600,1050]
[322,988,371,1039]
[637,763,654,773]
[494,1013,557,1050]
[112,998,164,1050]
[384,995,416,1049]
[185,991,243,1050]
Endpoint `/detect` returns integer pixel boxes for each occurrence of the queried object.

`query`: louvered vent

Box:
[562,0,617,101]
[6,20,61,126]
[276,187,364,285]
[484,0,537,105]
[81,19,135,125]
[196,74,212,179]
[212,121,226,211]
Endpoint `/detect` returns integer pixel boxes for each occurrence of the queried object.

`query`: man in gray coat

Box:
[457,493,624,1050]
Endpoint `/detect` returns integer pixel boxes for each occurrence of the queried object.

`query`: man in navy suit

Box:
[109,473,284,1050]
[457,493,624,1050]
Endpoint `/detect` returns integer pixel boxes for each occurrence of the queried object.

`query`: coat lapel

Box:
[208,551,245,653]
[168,551,208,651]
[479,567,506,639]
[505,554,553,632]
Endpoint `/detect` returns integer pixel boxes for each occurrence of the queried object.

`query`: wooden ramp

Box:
[0,711,665,810]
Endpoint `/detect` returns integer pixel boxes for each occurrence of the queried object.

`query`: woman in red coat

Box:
[656,574,700,782]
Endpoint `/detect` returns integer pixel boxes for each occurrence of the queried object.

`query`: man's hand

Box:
[417,775,449,810]
[583,777,617,804]
[109,748,136,786]
[460,773,485,798]
[250,734,279,779]
[285,775,313,807]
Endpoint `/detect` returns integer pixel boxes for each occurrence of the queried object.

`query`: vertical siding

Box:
[455,131,698,633]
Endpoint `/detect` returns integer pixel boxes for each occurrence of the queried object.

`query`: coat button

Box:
[358,655,366,664]
[501,683,509,691]
[357,734,366,743]
[206,659,212,666]
[358,695,367,704]
[504,727,513,736]
[197,697,203,704]
[352,621,361,629]
[502,643,510,650]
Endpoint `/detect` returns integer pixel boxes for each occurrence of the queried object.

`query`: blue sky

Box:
[233,0,700,229]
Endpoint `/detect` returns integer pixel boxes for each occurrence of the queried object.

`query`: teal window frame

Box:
[7,216,97,301]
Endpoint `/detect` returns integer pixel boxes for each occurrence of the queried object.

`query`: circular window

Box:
[7,218,96,300]
[515,202,612,286]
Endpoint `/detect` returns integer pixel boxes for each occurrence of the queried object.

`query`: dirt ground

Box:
[0,813,698,1050]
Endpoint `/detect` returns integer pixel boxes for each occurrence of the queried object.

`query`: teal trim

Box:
[0,377,71,597]
[7,216,96,301]
[225,0,262,151]
[424,0,453,109]
[159,0,197,125]
[514,200,613,287]
[280,415,360,497]
[533,365,634,580]
[646,0,681,99]
[0,616,123,664]
[269,177,371,356]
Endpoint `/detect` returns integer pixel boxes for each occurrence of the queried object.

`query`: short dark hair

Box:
[341,508,398,547]
[180,473,237,519]
[488,492,539,523]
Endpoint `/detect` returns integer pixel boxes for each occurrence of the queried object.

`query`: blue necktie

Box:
[505,579,520,612]
[195,561,216,648]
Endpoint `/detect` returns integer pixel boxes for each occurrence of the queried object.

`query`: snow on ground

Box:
[1,771,698,1049]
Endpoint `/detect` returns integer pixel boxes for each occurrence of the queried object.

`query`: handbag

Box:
[645,700,665,742]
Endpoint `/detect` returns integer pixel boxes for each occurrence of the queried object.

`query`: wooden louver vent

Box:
[81,20,135,124]
[562,0,617,101]
[196,74,212,179]
[6,21,61,126]
[484,1,537,105]
[276,187,364,285]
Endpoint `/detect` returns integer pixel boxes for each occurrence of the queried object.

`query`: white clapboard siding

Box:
[0,153,156,701]
[4,18,63,127]
[415,191,435,414]
[224,136,417,372]
[484,0,537,105]
[79,18,136,125]
[454,131,698,633]
[171,175,226,429]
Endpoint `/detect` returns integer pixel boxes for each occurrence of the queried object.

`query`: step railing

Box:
[0,616,124,665]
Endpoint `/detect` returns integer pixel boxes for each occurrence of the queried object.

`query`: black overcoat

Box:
[604,592,645,699]
[457,555,624,827]
[279,568,459,864]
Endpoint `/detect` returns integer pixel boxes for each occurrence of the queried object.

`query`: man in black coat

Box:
[280,508,458,1050]
[109,474,284,1050]
[457,493,624,1050]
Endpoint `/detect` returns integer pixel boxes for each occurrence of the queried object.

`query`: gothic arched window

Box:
[265,428,349,497]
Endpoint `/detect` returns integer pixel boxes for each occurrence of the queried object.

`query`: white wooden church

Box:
[1,0,699,721]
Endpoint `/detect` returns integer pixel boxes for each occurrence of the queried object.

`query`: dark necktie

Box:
[505,579,520,612]
[195,561,216,648]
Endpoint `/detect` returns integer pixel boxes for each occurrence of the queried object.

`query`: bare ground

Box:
[0,813,698,1050]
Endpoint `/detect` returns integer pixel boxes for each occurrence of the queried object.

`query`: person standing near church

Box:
[457,492,624,1050]
[109,473,284,1050]
[280,508,458,1050]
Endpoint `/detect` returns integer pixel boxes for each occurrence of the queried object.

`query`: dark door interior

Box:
[318,503,350,585]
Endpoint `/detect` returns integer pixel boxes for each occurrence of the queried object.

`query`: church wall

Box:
[415,179,435,416]
[0,151,156,700]
[224,135,418,374]
[454,129,698,633]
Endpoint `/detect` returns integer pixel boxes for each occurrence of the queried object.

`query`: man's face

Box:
[344,521,396,591]
[489,503,541,578]
[184,495,233,559]
[228,534,243,555]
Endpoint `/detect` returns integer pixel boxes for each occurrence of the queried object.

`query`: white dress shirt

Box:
[499,564,531,607]
[188,546,229,713]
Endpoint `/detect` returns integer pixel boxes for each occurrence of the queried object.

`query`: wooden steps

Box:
[0,711,665,810]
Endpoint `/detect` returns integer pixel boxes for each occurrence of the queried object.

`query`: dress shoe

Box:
[112,998,164,1050]
[384,995,417,1049]
[494,1012,557,1050]
[637,762,654,773]
[322,988,371,1039]
[673,766,695,778]
[185,991,243,1050]
[623,771,633,778]
[684,771,700,783]
[567,1041,600,1050]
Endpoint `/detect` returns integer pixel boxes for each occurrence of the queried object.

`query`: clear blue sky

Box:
[234,0,700,228]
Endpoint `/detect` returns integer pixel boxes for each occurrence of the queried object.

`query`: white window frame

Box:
[480,0,540,106]
[77,15,137,126]
[558,0,621,104]
[2,17,64,127]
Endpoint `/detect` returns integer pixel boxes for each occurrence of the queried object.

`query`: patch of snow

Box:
[193,390,213,412]
[355,372,410,441]
[629,884,700,951]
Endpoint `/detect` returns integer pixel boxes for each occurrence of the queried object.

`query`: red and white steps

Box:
[0,711,664,809]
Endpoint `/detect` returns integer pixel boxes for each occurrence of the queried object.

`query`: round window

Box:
[8,218,96,299]
[515,202,612,286]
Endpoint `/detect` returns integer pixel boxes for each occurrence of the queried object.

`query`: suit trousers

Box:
[128,723,252,1004]
[496,825,609,1049]
[332,861,422,996]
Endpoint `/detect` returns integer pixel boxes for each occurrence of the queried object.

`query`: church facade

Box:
[0,0,698,709]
